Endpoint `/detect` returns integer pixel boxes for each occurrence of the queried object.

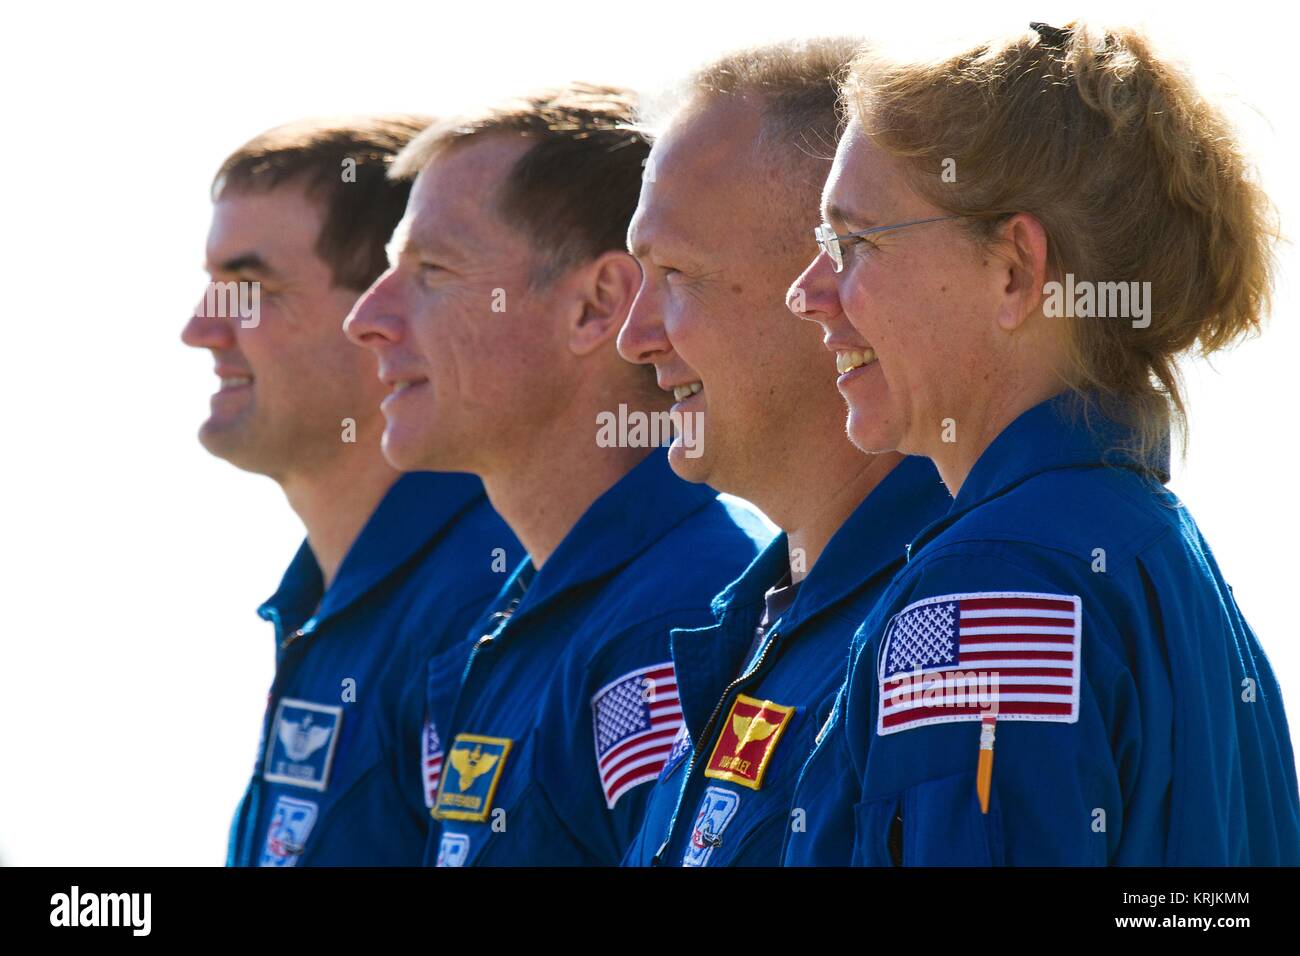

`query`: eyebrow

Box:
[626,219,699,271]
[626,205,661,260]
[401,222,464,261]
[822,201,875,231]
[210,253,278,279]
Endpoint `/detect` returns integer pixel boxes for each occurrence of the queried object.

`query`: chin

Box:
[379,430,430,472]
[845,413,902,456]
[384,422,471,474]
[198,418,252,465]
[199,431,278,478]
[667,440,711,485]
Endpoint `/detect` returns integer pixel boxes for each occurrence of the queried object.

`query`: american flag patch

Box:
[591,661,682,808]
[422,718,444,809]
[876,591,1081,735]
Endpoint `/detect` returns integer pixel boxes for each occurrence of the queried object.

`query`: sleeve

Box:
[841,545,1142,866]
[535,608,706,864]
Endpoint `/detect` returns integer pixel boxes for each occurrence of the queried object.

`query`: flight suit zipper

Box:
[425,595,527,868]
[236,622,316,866]
[281,625,310,650]
[431,597,522,824]
[461,598,520,678]
[652,628,782,865]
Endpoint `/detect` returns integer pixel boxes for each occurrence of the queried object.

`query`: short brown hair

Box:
[391,83,648,284]
[212,115,431,291]
[642,37,864,167]
[843,23,1277,464]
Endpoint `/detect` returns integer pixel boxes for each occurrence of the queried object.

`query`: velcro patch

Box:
[591,661,682,808]
[683,786,740,867]
[265,698,343,791]
[259,795,318,867]
[436,831,471,867]
[876,591,1082,735]
[435,734,512,822]
[703,694,795,790]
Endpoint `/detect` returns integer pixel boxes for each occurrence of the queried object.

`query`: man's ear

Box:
[567,250,643,357]
[991,212,1050,333]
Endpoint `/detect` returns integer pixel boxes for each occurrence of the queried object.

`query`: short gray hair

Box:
[638,37,866,165]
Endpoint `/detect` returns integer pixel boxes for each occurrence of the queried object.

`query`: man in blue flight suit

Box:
[183,117,521,866]
[614,41,950,867]
[345,84,773,866]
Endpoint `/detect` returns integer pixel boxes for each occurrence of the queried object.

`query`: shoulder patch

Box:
[265,698,343,791]
[703,694,796,790]
[259,795,318,867]
[591,661,682,808]
[876,591,1081,735]
[435,734,512,822]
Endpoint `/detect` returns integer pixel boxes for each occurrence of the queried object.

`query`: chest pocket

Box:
[687,703,815,866]
[437,727,598,865]
[724,808,790,866]
[256,699,383,866]
[853,770,1006,866]
[263,694,385,799]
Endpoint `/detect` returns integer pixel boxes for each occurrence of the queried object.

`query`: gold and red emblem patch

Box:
[703,694,795,790]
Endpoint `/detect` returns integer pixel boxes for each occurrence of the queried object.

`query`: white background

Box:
[0,0,1295,865]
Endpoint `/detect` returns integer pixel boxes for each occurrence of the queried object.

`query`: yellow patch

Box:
[434,734,512,822]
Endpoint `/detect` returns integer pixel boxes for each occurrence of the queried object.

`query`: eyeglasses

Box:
[813,215,965,273]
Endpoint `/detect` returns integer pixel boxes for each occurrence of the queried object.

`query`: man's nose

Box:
[181,296,235,350]
[616,279,669,366]
[344,270,402,348]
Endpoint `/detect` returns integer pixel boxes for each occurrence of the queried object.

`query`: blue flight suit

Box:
[784,394,1300,865]
[423,450,774,866]
[226,472,522,866]
[623,455,949,866]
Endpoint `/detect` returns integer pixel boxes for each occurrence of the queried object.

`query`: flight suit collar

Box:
[671,540,786,746]
[508,449,719,621]
[782,455,948,629]
[671,454,948,746]
[910,392,1171,556]
[258,471,487,640]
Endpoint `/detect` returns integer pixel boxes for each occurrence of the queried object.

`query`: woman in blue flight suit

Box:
[783,21,1300,864]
